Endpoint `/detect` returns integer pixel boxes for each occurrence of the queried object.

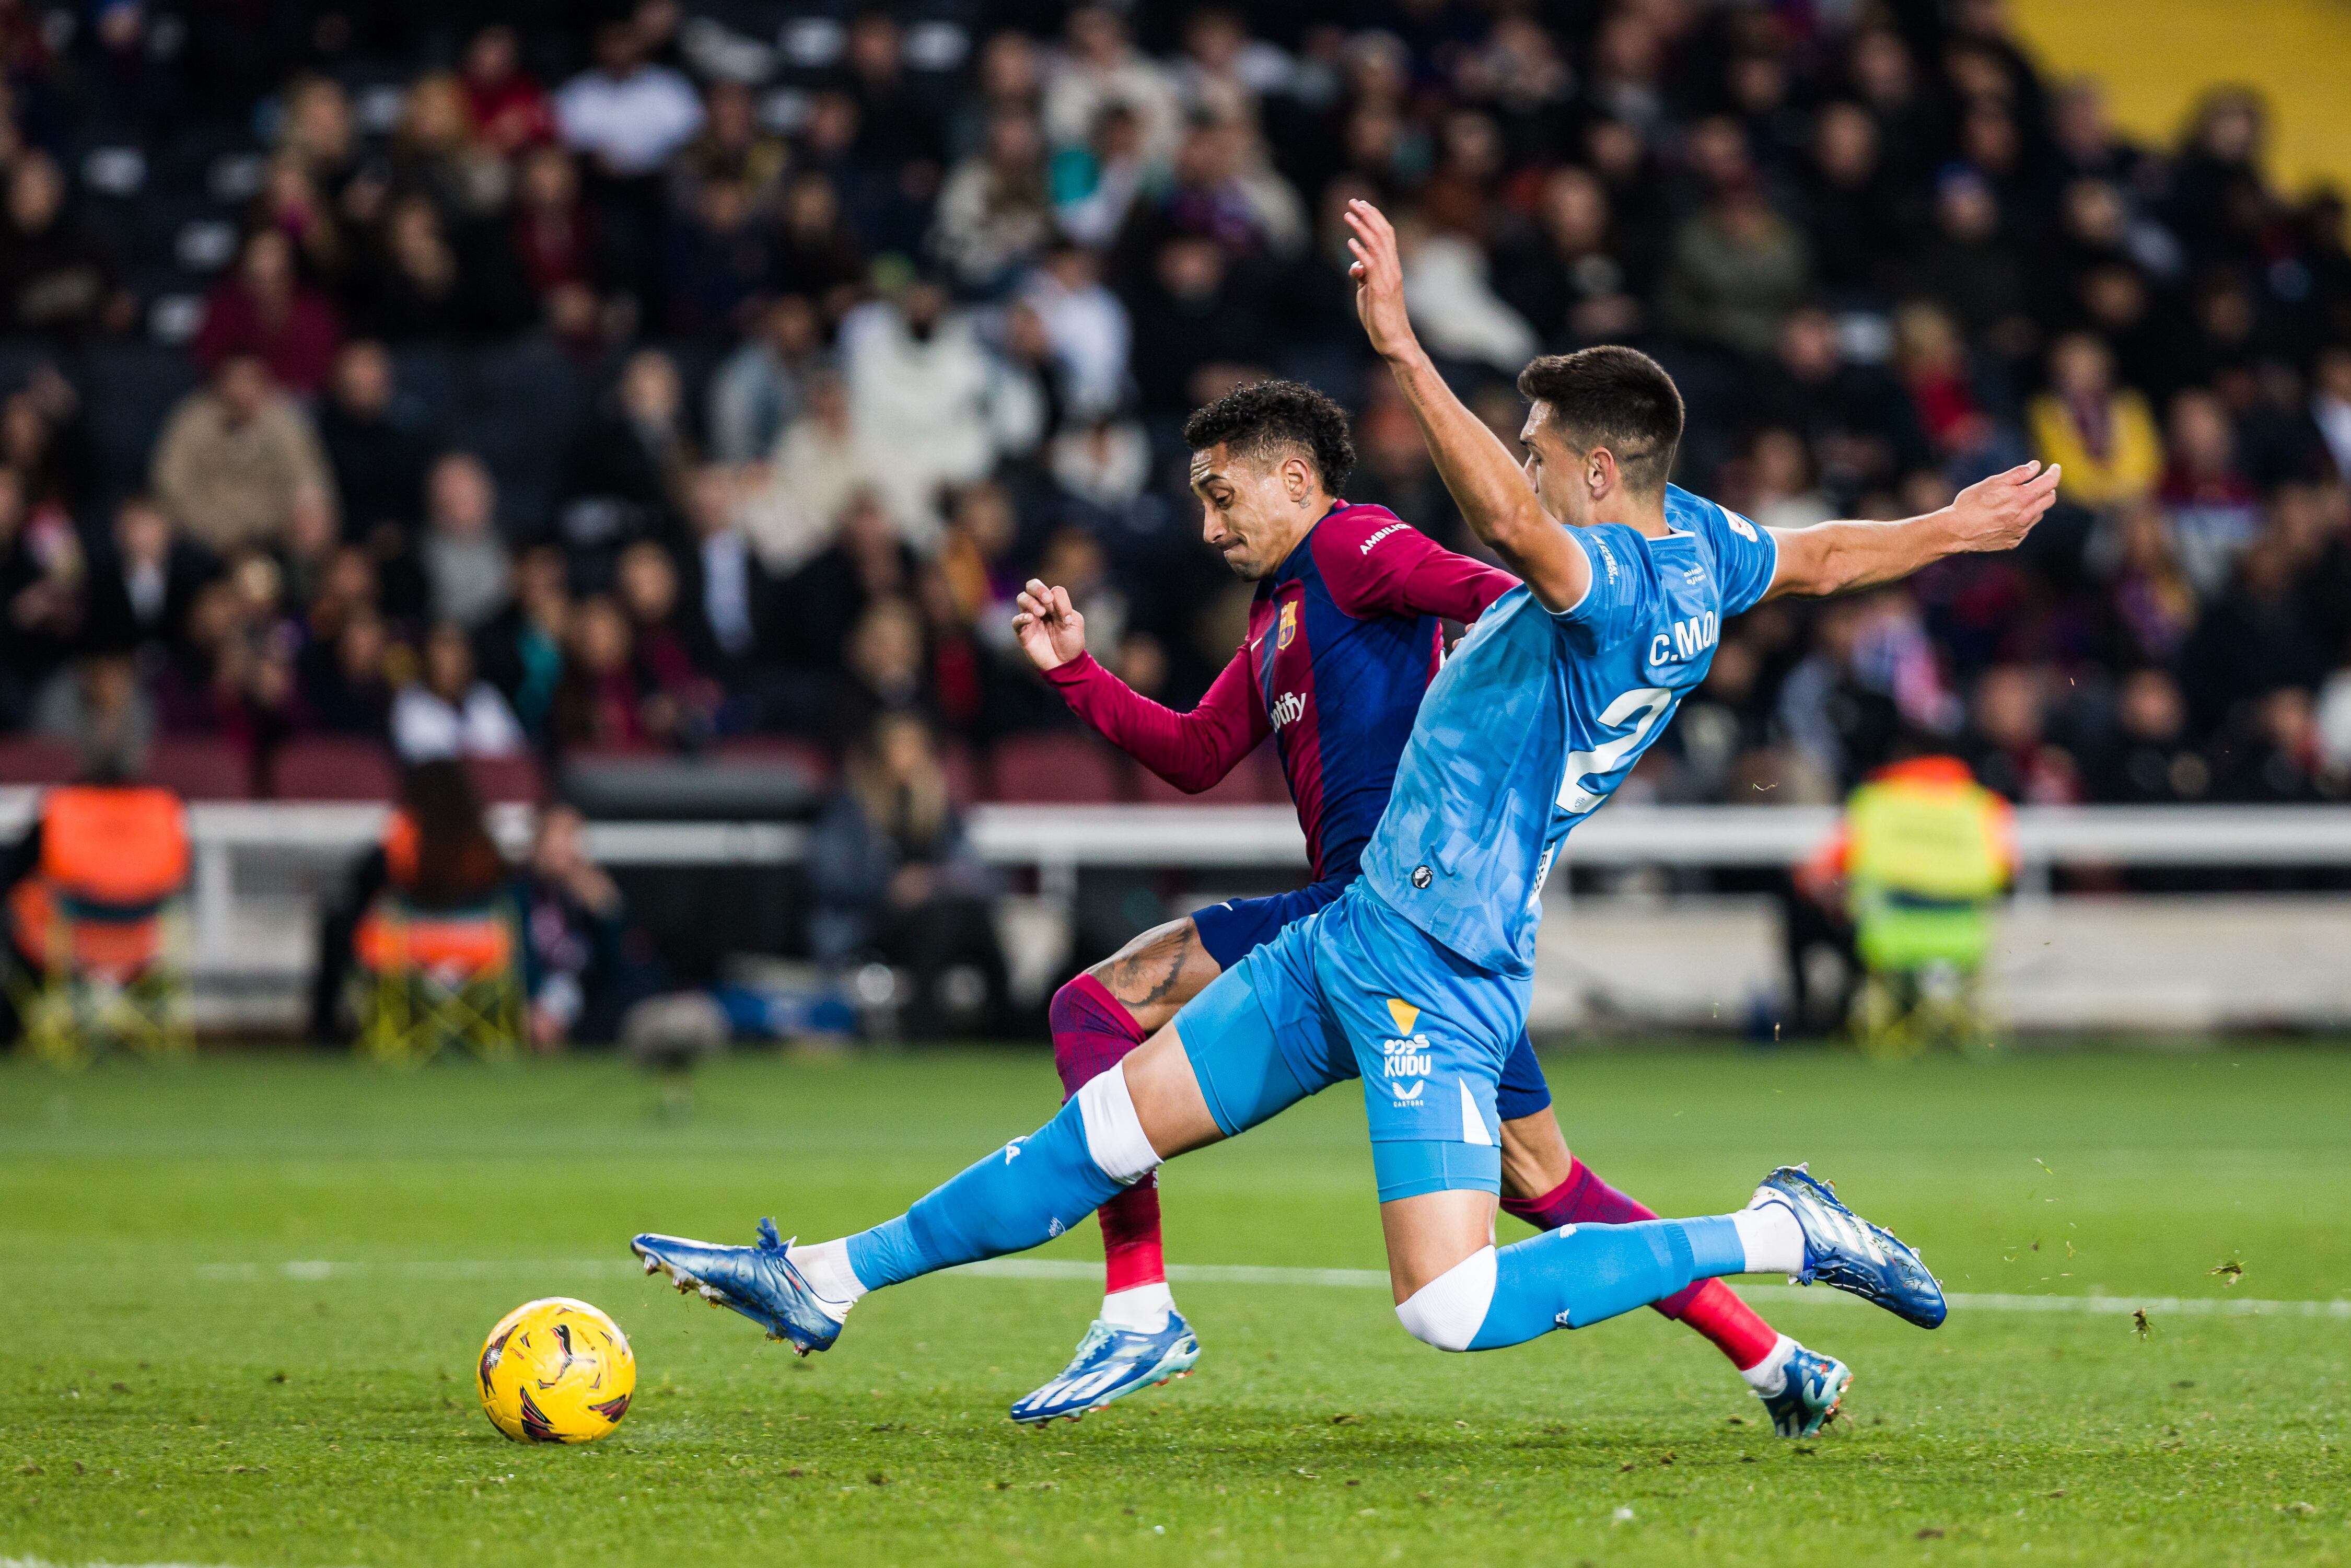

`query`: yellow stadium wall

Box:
[2009,0,2351,195]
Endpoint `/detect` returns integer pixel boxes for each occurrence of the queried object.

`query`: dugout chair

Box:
[352,898,525,1065]
[349,805,523,1064]
[7,785,193,1067]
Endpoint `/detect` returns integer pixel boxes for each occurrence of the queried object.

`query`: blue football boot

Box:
[1756,1345,1853,1437]
[1008,1310,1201,1427]
[630,1218,845,1355]
[1754,1164,1947,1329]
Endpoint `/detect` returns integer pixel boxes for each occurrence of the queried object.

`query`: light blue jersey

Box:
[1362,485,1780,976]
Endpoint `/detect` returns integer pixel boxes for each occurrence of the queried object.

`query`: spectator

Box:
[676,466,779,701]
[613,538,717,747]
[316,341,433,538]
[2089,666,2207,803]
[558,349,692,556]
[807,710,1007,1039]
[551,593,646,751]
[1125,236,1262,415]
[389,71,508,222]
[80,494,211,659]
[839,280,1042,544]
[773,171,869,316]
[193,229,343,396]
[678,78,789,210]
[32,653,152,775]
[2030,332,2162,510]
[1043,5,1183,168]
[520,801,664,1047]
[0,150,129,340]
[555,18,704,179]
[391,621,525,762]
[1494,166,1644,351]
[0,466,86,708]
[150,355,338,556]
[660,175,774,339]
[474,541,569,742]
[932,109,1054,293]
[506,143,607,305]
[1968,663,2083,804]
[1899,166,2031,357]
[2094,501,2199,668]
[1396,208,1537,377]
[2159,388,2262,597]
[706,294,822,464]
[302,602,395,738]
[1658,182,1812,358]
[420,454,510,631]
[460,24,557,157]
[736,372,878,575]
[354,194,472,341]
[1019,239,1130,421]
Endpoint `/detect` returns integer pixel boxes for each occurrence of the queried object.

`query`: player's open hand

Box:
[1012,578,1086,672]
[1948,459,2063,553]
[1343,199,1419,363]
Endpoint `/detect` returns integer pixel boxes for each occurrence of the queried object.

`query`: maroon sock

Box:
[1049,973,1146,1097]
[1049,975,1164,1296]
[1502,1158,1779,1368]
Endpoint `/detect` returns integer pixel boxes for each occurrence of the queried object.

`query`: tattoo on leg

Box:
[1095,921,1205,1014]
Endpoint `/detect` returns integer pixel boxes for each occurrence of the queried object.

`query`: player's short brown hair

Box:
[1516,346,1684,495]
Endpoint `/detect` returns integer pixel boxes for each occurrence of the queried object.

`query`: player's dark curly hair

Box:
[1517,345,1684,495]
[1182,379,1357,493]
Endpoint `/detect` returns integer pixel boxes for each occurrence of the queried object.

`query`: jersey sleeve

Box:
[1308,505,1512,621]
[1043,647,1269,792]
[1549,525,1650,652]
[1693,498,1781,616]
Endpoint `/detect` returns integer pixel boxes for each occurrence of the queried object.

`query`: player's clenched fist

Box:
[1012,578,1087,672]
[1947,459,2063,553]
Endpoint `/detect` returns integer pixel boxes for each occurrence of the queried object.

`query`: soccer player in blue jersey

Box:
[628,201,2058,1401]
[1006,380,1819,1428]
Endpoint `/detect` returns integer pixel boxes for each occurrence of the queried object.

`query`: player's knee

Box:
[1074,1063,1161,1185]
[1393,1246,1498,1352]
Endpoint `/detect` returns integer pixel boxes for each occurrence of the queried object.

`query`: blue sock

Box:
[844,1094,1124,1292]
[1468,1216,1748,1349]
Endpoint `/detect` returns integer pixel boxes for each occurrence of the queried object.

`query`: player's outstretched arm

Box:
[1344,200,1591,614]
[1762,461,2062,602]
[1014,578,1269,791]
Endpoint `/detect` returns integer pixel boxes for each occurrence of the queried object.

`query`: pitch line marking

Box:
[175,1257,2351,1319]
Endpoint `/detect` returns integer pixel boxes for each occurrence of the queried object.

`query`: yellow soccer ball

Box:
[476,1297,636,1443]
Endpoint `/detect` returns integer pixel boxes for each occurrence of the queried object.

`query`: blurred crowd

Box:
[1,0,2348,814]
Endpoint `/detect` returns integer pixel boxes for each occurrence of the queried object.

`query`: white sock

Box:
[789,1237,866,1321]
[1732,1199,1806,1276]
[1099,1282,1174,1333]
[1740,1333,1798,1396]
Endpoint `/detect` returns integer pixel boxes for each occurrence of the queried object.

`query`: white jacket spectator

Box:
[1043,6,1182,163]
[556,22,705,177]
[840,284,1043,548]
[1019,245,1131,419]
[393,623,525,762]
[735,372,882,574]
[1401,225,1538,376]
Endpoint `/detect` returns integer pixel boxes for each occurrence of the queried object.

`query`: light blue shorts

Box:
[1171,882,1532,1202]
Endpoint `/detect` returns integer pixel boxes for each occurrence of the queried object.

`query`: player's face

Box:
[1519,404,1592,528]
[1191,444,1303,579]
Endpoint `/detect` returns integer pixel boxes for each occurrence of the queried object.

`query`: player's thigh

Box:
[1149,901,1354,1150]
[1311,891,1528,1213]
[1087,915,1223,1035]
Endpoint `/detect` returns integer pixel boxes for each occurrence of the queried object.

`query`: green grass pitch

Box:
[3,1044,2347,1567]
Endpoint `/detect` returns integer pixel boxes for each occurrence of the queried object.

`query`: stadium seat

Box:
[270,737,400,802]
[145,736,252,800]
[710,735,833,793]
[462,752,547,807]
[986,733,1124,804]
[390,344,464,436]
[0,737,78,786]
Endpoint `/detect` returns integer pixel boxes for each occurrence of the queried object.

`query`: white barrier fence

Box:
[2,792,2346,1031]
